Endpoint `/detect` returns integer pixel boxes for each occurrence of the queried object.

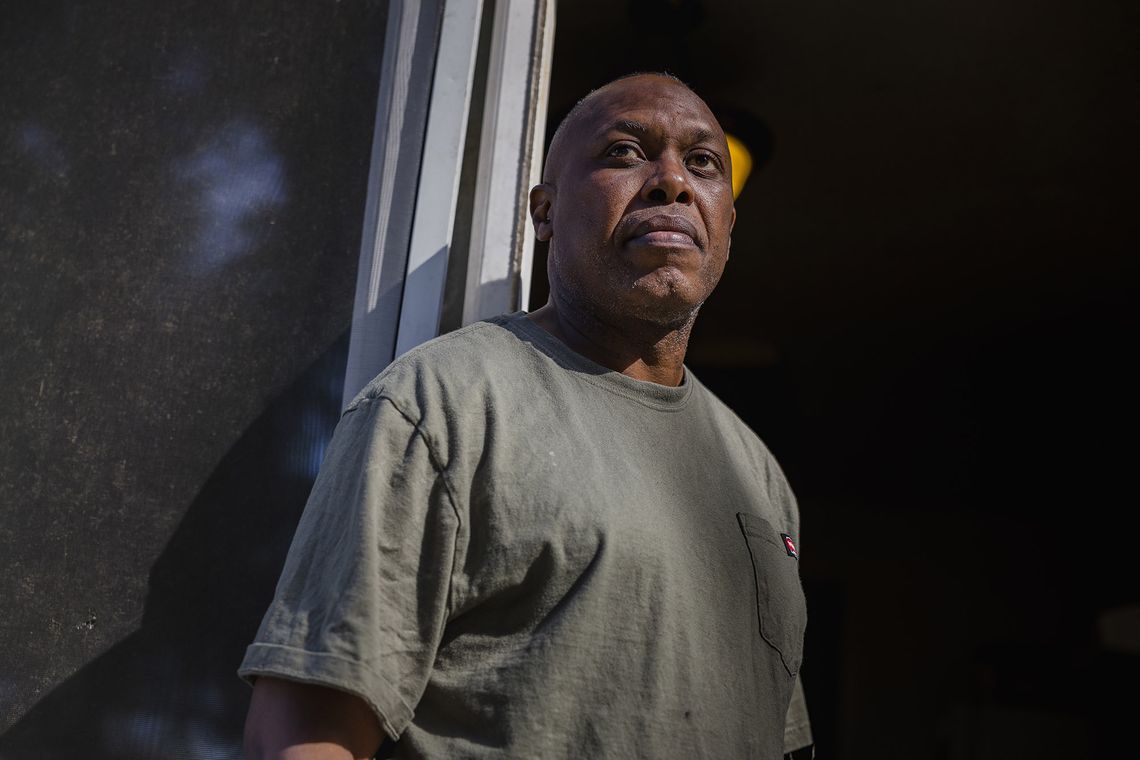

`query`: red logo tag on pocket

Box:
[780,533,799,559]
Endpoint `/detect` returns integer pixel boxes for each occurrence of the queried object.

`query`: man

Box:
[241,72,812,759]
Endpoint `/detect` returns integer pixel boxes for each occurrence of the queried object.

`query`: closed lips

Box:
[625,215,701,247]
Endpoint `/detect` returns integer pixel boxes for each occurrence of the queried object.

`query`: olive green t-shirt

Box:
[239,313,812,758]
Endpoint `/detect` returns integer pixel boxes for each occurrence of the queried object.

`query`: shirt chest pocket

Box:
[737,512,807,677]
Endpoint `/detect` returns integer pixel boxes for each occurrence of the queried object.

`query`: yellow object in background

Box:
[725,132,752,199]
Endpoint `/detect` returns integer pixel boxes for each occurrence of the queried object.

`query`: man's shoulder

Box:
[689,373,774,456]
[345,314,529,414]
[689,372,800,519]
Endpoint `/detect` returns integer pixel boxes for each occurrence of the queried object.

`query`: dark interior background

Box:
[533,1,1139,758]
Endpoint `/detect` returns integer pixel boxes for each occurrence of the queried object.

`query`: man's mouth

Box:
[635,230,696,246]
[625,215,701,249]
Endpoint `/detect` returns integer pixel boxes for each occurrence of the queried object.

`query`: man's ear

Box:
[529,183,555,242]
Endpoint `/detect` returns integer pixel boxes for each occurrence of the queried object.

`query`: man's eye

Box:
[607,144,640,159]
[688,152,718,171]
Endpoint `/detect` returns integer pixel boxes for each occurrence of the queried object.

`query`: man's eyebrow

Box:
[602,119,650,136]
[688,127,718,146]
[599,120,722,150]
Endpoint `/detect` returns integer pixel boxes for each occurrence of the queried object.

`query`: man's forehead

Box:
[591,113,721,148]
[579,78,722,140]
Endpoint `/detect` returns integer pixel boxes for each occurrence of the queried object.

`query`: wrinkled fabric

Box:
[240,312,811,758]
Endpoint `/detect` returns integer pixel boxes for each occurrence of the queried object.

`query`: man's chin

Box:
[622,272,713,321]
[557,269,713,333]
[611,287,705,331]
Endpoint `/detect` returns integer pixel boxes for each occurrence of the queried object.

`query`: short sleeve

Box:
[783,674,813,753]
[238,394,463,741]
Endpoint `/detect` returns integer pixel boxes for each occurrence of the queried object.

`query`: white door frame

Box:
[343,0,556,407]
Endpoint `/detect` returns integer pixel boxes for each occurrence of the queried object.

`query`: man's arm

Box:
[238,396,463,755]
[243,677,385,760]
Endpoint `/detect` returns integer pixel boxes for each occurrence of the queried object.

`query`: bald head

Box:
[543,73,708,186]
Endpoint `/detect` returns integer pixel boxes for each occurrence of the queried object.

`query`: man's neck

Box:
[526,300,694,386]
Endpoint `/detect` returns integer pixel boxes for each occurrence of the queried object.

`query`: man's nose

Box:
[641,157,693,205]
